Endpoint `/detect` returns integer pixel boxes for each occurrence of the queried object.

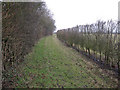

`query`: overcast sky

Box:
[44,0,119,30]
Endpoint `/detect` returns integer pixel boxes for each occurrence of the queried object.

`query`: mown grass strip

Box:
[14,35,117,88]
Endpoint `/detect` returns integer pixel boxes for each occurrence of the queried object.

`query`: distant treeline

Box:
[2,2,56,82]
[57,20,120,76]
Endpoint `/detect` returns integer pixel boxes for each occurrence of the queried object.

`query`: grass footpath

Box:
[13,35,118,88]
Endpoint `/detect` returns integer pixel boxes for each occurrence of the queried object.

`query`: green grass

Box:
[13,35,118,88]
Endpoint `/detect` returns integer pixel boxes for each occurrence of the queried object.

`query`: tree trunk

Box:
[118,42,120,88]
[117,60,120,88]
[105,52,106,61]
[100,51,101,61]
[88,48,90,56]
[106,55,109,65]
[86,48,87,53]
[94,50,95,55]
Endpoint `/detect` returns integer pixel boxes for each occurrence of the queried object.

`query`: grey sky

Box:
[1,0,119,30]
[44,0,119,30]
